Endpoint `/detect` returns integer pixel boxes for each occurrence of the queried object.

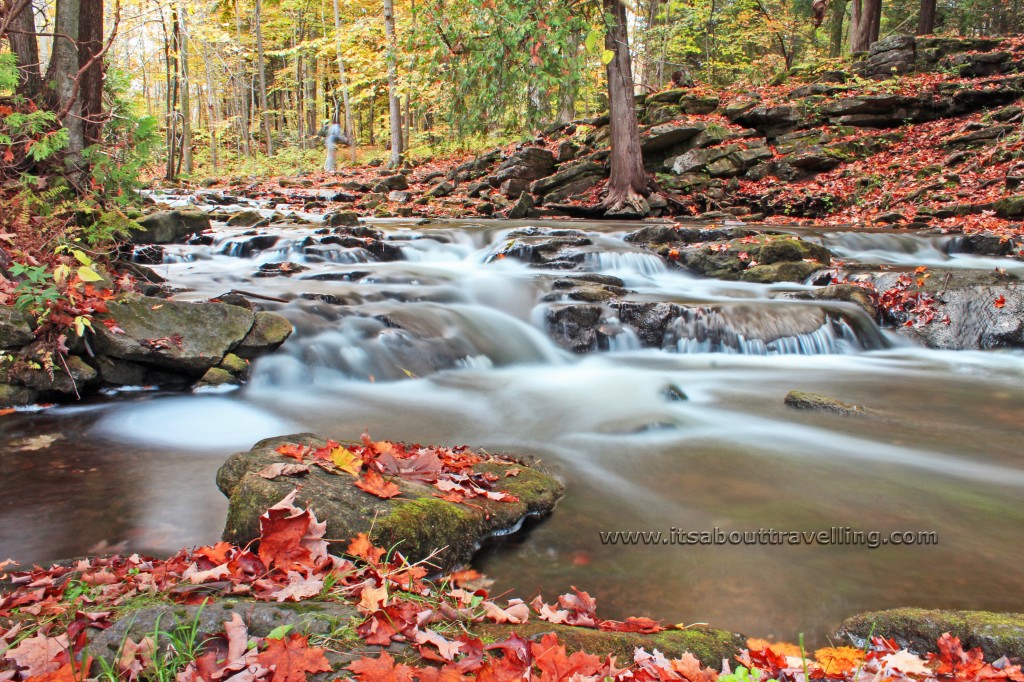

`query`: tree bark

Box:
[850,0,880,52]
[332,0,356,163]
[829,0,846,57]
[600,0,651,215]
[383,0,402,168]
[78,0,103,147]
[917,0,936,34]
[232,0,250,155]
[178,2,191,173]
[255,0,272,155]
[6,0,43,100]
[45,0,85,184]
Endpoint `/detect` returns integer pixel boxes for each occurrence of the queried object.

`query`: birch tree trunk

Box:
[383,0,403,168]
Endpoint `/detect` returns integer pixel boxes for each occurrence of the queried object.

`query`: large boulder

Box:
[837,609,1024,661]
[235,311,294,359]
[132,210,211,244]
[216,434,564,570]
[92,295,256,375]
[494,147,556,197]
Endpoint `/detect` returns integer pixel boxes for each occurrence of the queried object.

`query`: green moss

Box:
[374,497,477,562]
[839,609,1024,660]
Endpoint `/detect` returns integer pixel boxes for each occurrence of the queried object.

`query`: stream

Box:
[2,200,1023,644]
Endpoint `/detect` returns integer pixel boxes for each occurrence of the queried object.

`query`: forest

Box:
[2,0,1024,681]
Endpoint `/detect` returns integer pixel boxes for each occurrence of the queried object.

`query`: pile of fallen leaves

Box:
[271,434,521,504]
[2,492,1022,682]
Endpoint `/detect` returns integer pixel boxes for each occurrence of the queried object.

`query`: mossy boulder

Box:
[226,209,266,227]
[216,434,564,570]
[0,306,34,349]
[234,311,293,359]
[92,294,256,375]
[784,390,866,415]
[472,621,744,669]
[837,609,1024,660]
[0,382,38,407]
[133,210,211,244]
[666,235,831,283]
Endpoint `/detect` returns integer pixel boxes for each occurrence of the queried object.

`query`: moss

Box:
[374,497,477,563]
[471,621,743,668]
[838,609,1024,660]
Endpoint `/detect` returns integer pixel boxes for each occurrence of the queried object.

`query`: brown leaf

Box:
[3,634,68,678]
[347,651,414,682]
[257,463,312,479]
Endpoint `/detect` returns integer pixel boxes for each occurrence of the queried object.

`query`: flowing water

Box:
[2,203,1024,644]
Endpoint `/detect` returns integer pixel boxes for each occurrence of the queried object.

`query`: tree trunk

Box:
[383,0,402,168]
[331,0,356,164]
[917,0,936,34]
[178,2,191,173]
[829,0,846,56]
[46,0,85,184]
[232,0,250,155]
[7,0,43,100]
[850,0,881,52]
[255,0,272,155]
[600,0,650,215]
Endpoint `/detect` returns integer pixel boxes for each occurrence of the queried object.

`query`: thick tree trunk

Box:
[255,0,272,155]
[383,0,402,168]
[829,0,846,57]
[600,0,651,215]
[917,0,936,34]
[45,0,85,184]
[7,0,43,100]
[850,0,880,52]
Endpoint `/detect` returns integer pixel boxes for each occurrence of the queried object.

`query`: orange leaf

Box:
[347,651,414,682]
[355,470,402,499]
[994,295,1007,309]
[276,443,307,461]
[256,633,331,682]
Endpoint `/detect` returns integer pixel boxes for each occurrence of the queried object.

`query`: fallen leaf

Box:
[348,651,414,682]
[355,470,402,499]
[257,463,312,479]
[256,633,331,682]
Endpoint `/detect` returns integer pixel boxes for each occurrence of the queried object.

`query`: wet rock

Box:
[133,210,211,244]
[784,390,866,415]
[837,609,1024,660]
[322,226,404,261]
[545,304,605,352]
[491,230,594,269]
[4,352,97,395]
[217,434,563,569]
[255,261,309,277]
[196,367,235,387]
[877,270,1024,350]
[666,235,831,282]
[131,244,165,265]
[235,311,294,359]
[226,210,266,227]
[223,234,280,257]
[0,306,34,349]
[506,191,534,220]
[92,295,256,375]
[788,284,877,318]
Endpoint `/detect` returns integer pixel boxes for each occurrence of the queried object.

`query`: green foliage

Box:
[0,53,19,91]
[8,263,62,314]
[718,666,779,682]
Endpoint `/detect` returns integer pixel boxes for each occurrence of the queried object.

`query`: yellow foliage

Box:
[814,646,866,675]
[745,638,803,658]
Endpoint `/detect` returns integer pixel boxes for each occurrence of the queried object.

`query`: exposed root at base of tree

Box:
[600,184,652,215]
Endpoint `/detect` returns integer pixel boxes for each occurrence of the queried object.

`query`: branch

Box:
[0,0,31,42]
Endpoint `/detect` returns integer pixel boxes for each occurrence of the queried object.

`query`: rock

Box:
[531,162,606,197]
[235,311,294,359]
[668,235,831,282]
[994,194,1024,218]
[5,352,97,395]
[730,104,803,136]
[788,284,877,318]
[556,139,578,162]
[647,88,687,104]
[255,261,309,277]
[640,123,705,154]
[0,307,34,349]
[506,191,534,220]
[197,367,235,386]
[93,355,148,386]
[492,231,593,269]
[388,190,412,203]
[133,211,211,244]
[679,94,720,114]
[837,609,1024,660]
[472,620,743,669]
[322,226,404,262]
[945,124,1014,147]
[0,383,38,407]
[226,210,266,227]
[855,34,917,79]
[426,181,455,199]
[88,601,368,671]
[494,147,556,197]
[216,434,564,569]
[92,295,256,375]
[374,174,409,192]
[324,211,360,227]
[218,353,249,374]
[784,390,866,415]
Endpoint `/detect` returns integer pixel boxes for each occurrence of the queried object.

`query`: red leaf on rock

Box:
[257,490,328,572]
[256,633,331,682]
[276,443,307,461]
[599,616,665,634]
[355,470,402,499]
[348,651,414,682]
[994,295,1007,309]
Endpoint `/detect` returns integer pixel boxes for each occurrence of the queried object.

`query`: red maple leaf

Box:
[994,295,1007,309]
[928,633,986,678]
[256,634,331,682]
[257,491,327,572]
[355,470,402,499]
[276,443,307,461]
[348,651,414,682]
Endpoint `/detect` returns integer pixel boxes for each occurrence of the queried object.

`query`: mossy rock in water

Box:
[784,390,866,415]
[671,235,831,283]
[837,609,1024,660]
[472,621,744,668]
[216,434,563,570]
